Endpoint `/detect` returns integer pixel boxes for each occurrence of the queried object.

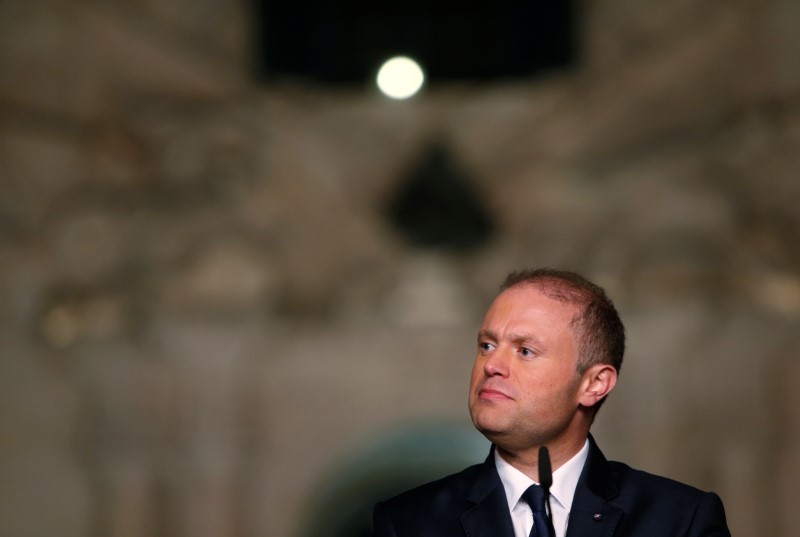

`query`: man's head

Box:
[468,268,625,456]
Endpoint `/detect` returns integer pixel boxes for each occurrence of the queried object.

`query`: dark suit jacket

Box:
[372,436,730,537]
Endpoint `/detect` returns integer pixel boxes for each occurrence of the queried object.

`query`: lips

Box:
[478,387,513,400]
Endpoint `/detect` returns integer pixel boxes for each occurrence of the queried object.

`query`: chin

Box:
[471,416,506,441]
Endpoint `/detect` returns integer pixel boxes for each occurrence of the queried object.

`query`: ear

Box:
[578,364,617,408]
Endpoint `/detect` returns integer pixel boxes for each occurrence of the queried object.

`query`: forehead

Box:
[483,284,581,329]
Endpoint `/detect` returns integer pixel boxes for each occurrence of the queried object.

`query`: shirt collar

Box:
[494,438,589,512]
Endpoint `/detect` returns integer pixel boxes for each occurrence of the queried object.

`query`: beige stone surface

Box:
[0,1,798,536]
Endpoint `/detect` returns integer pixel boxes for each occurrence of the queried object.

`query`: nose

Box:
[483,346,510,377]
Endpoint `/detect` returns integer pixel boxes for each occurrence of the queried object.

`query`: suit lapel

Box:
[567,494,623,537]
[566,436,623,537]
[460,448,515,537]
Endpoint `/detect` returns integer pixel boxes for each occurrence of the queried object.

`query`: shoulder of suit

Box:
[605,459,718,502]
[377,461,485,509]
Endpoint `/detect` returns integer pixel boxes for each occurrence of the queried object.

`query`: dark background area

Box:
[252,0,577,82]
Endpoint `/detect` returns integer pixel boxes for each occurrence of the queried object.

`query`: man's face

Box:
[468,284,587,451]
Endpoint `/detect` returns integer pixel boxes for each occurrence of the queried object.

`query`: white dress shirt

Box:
[494,439,589,537]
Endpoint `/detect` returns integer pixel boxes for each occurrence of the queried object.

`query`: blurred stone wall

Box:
[1,1,799,536]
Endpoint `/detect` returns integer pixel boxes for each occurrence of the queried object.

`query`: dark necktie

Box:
[521,484,553,537]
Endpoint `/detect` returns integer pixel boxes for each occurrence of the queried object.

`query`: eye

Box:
[478,342,495,353]
[519,347,535,358]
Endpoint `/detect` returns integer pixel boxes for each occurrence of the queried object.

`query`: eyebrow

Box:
[477,329,545,348]
[477,329,496,343]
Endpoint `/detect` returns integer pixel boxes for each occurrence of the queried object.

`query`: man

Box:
[372,268,729,537]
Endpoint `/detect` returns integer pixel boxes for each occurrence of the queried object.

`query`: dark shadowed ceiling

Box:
[252,0,578,84]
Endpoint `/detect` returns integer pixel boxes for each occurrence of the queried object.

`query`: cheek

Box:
[469,358,482,384]
[520,373,577,410]
[548,375,583,410]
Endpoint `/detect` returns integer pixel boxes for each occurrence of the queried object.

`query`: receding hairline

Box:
[496,281,589,342]
[498,269,624,371]
[500,276,596,310]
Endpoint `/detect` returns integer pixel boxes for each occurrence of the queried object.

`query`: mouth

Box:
[478,388,512,401]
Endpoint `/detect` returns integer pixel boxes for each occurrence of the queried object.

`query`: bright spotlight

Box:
[376,56,425,100]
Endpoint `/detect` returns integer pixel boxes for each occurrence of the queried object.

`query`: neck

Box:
[496,434,587,482]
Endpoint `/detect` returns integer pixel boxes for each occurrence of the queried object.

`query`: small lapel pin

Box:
[593,513,603,522]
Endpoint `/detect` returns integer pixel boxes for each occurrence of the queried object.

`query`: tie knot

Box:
[522,484,547,513]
